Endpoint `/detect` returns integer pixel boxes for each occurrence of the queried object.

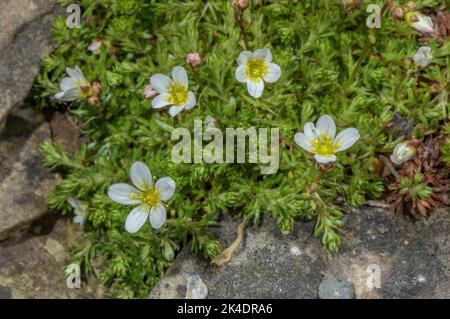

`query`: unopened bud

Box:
[143,84,157,100]
[391,7,404,20]
[92,81,102,96]
[186,53,202,68]
[88,95,100,106]
[230,0,248,10]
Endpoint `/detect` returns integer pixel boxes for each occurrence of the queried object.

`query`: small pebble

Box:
[290,246,302,256]
[185,274,208,299]
[318,277,355,299]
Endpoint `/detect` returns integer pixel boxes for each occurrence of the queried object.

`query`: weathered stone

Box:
[0,216,105,298]
[0,285,12,299]
[318,277,354,299]
[149,207,449,299]
[0,105,57,240]
[49,111,85,154]
[0,0,61,130]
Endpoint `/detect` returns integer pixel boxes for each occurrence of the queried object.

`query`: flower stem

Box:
[235,10,249,50]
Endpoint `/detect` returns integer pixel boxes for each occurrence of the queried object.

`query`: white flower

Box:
[294,115,360,164]
[150,66,196,117]
[390,142,416,165]
[406,12,434,34]
[235,49,281,98]
[413,46,433,68]
[55,66,92,101]
[108,161,176,233]
[68,197,88,226]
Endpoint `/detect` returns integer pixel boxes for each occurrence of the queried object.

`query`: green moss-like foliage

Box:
[34,0,449,297]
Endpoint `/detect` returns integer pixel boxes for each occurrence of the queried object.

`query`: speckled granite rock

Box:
[0,0,60,130]
[149,207,449,299]
[0,215,104,298]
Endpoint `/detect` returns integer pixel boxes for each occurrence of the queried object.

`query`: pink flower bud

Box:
[237,0,248,10]
[391,7,404,20]
[230,0,248,10]
[143,84,157,100]
[88,96,100,106]
[92,81,102,96]
[186,53,202,68]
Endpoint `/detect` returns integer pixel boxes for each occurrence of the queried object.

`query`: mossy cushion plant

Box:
[34,0,449,298]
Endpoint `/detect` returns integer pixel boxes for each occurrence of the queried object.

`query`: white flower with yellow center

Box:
[150,66,196,117]
[108,162,176,233]
[390,142,416,165]
[294,115,360,164]
[235,49,281,98]
[68,197,88,226]
[55,66,92,101]
[413,46,433,68]
[406,12,434,35]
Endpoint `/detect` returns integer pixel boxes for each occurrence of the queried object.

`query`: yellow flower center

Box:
[141,188,160,207]
[167,82,188,106]
[311,133,341,157]
[75,80,92,97]
[246,58,268,82]
[130,188,160,207]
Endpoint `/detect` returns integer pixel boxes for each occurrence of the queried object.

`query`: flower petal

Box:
[253,49,272,63]
[151,94,171,109]
[314,154,337,164]
[68,197,86,212]
[73,215,85,225]
[235,65,247,83]
[264,63,281,83]
[66,66,78,80]
[108,183,140,205]
[150,74,172,94]
[303,122,317,139]
[149,203,166,229]
[125,205,149,233]
[184,91,196,110]
[237,50,252,65]
[60,77,76,91]
[169,105,185,117]
[294,132,313,153]
[334,128,360,151]
[246,80,264,98]
[54,88,81,101]
[172,66,189,88]
[130,161,152,190]
[74,65,88,84]
[155,177,176,201]
[316,115,336,139]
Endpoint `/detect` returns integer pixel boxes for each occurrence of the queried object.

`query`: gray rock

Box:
[318,277,354,299]
[0,105,57,240]
[149,207,449,299]
[0,285,12,299]
[0,0,61,130]
[0,216,105,298]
